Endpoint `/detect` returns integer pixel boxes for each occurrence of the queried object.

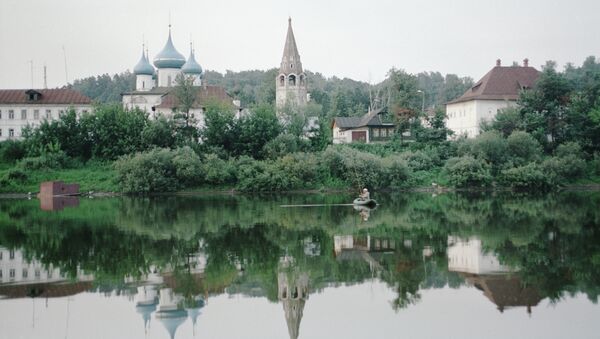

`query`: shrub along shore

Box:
[2,58,600,194]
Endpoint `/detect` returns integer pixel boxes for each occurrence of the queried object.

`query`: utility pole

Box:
[29,60,34,88]
[43,64,48,89]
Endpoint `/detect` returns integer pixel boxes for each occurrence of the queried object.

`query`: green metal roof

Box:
[153,30,185,69]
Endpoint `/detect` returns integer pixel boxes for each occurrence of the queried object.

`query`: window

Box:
[9,250,14,259]
[374,129,380,137]
[288,74,296,86]
[0,251,2,260]
[35,269,40,279]
[46,109,51,119]
[0,109,2,119]
[0,270,2,279]
[290,63,294,69]
[34,109,39,119]
[279,75,285,86]
[48,270,53,279]
[9,129,14,138]
[59,109,64,115]
[8,110,14,119]
[22,269,28,279]
[21,109,27,120]
[9,269,15,279]
[0,129,2,137]
[299,75,304,86]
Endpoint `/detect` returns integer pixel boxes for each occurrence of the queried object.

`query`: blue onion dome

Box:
[133,50,155,75]
[181,50,203,75]
[153,29,186,69]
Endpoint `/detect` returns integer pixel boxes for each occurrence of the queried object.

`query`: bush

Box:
[500,163,551,190]
[202,154,234,185]
[262,134,305,160]
[17,151,71,170]
[0,140,26,163]
[172,147,203,186]
[115,148,201,193]
[398,150,436,171]
[555,141,583,159]
[541,155,586,185]
[469,131,508,172]
[444,156,492,188]
[507,131,542,166]
[383,156,411,187]
[3,169,28,182]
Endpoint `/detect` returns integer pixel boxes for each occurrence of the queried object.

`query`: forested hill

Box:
[70,68,473,118]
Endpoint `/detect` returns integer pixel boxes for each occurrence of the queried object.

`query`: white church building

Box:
[122,26,238,128]
[446,59,539,138]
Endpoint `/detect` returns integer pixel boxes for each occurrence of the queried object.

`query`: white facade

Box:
[447,236,510,275]
[156,68,181,88]
[0,103,91,141]
[332,125,370,144]
[122,93,165,114]
[135,74,154,92]
[0,246,92,285]
[446,99,516,138]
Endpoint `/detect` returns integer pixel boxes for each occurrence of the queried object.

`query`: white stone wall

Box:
[0,104,92,141]
[446,99,516,138]
[156,68,182,87]
[154,107,206,128]
[136,74,155,91]
[276,73,307,111]
[122,93,164,114]
[447,236,510,274]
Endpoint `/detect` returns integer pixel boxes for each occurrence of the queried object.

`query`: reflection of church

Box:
[278,256,309,339]
[447,236,543,314]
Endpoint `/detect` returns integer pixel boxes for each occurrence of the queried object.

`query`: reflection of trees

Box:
[0,191,599,310]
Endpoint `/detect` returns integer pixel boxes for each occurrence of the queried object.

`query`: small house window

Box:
[0,129,2,137]
[46,109,51,119]
[22,269,28,279]
[0,251,3,260]
[0,109,2,119]
[35,269,40,279]
[9,129,15,138]
[21,109,27,120]
[9,269,15,279]
[9,250,14,259]
[34,110,39,119]
[0,270,2,279]
[8,110,14,119]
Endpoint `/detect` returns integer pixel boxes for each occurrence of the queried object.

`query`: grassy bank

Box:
[0,163,118,193]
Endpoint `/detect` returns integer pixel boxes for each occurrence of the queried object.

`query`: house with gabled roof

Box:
[331,107,395,144]
[446,59,540,138]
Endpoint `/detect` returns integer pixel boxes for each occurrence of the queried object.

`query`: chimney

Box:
[523,58,529,67]
[496,59,501,67]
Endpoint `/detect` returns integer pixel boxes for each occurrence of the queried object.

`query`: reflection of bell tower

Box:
[278,258,309,339]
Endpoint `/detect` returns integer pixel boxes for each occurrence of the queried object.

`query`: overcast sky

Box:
[0,0,599,89]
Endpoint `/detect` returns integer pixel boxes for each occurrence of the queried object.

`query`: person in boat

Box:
[359,188,370,201]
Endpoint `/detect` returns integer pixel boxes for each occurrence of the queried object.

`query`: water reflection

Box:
[0,192,599,338]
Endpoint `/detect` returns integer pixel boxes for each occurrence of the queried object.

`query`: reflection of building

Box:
[156,288,188,339]
[447,236,543,314]
[0,247,93,299]
[334,235,396,271]
[278,257,309,339]
[447,236,509,274]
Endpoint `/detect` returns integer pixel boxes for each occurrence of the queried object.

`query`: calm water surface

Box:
[0,192,599,339]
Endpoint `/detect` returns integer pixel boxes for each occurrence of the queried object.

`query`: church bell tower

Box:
[276,18,308,112]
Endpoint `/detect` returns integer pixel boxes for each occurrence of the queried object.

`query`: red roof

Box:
[0,89,92,105]
[448,66,540,104]
[156,85,232,109]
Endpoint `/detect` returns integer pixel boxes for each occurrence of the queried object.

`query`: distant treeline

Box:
[69,68,473,118]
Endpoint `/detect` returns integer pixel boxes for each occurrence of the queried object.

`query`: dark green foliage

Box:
[482,107,522,137]
[201,154,235,186]
[114,147,202,193]
[141,116,177,149]
[17,151,71,170]
[262,134,306,160]
[469,131,508,173]
[506,131,542,166]
[71,71,135,103]
[500,163,550,190]
[235,103,281,159]
[444,156,492,188]
[0,140,26,163]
